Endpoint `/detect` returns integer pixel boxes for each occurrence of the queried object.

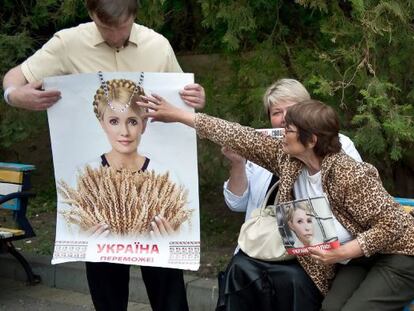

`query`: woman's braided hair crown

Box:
[93,79,145,119]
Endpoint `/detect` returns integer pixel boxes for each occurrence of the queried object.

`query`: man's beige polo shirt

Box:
[21,22,182,83]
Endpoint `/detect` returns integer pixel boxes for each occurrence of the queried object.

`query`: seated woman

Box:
[219,79,357,311]
[137,95,414,311]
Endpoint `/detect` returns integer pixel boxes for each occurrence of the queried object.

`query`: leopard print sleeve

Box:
[194,113,284,175]
[343,162,407,257]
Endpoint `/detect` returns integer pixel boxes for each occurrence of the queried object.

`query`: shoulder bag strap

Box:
[259,180,280,215]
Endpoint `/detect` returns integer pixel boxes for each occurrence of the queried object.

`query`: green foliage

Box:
[193,0,414,191]
[0,0,87,148]
[1,0,414,196]
[137,0,166,30]
[352,79,414,163]
[0,33,34,68]
[27,179,57,217]
[296,0,328,12]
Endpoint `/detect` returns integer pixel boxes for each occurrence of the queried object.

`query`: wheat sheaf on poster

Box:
[58,166,192,235]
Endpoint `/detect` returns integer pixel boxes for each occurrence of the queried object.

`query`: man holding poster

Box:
[2,1,205,310]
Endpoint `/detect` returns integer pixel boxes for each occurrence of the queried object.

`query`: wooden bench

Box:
[395,197,414,214]
[0,162,40,285]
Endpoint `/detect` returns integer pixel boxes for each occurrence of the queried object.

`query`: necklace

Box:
[105,152,145,173]
[97,71,144,113]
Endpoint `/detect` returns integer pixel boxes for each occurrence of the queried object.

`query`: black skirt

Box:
[217,251,322,311]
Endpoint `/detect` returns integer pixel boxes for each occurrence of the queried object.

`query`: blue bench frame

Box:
[0,162,40,285]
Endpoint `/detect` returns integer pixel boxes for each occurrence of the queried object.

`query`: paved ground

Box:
[2,253,411,311]
[0,253,219,311]
[0,277,151,311]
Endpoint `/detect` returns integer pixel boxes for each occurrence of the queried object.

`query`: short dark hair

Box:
[86,0,137,25]
[285,100,341,157]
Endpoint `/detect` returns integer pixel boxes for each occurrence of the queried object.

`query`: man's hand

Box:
[179,83,205,109]
[8,81,61,111]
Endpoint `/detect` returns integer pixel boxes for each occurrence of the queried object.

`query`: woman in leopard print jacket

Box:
[138,96,414,311]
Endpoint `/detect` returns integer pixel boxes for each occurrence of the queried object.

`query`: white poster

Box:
[45,72,200,270]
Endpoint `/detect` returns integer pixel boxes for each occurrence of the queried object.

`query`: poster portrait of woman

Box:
[276,196,339,255]
[45,72,200,270]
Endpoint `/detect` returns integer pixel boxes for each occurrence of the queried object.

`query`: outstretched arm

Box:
[137,94,284,175]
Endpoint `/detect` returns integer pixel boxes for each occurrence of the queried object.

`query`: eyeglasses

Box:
[284,127,298,134]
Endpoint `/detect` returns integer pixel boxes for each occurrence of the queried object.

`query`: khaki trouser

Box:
[322,254,414,311]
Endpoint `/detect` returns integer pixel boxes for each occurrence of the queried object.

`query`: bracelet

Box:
[3,86,17,105]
